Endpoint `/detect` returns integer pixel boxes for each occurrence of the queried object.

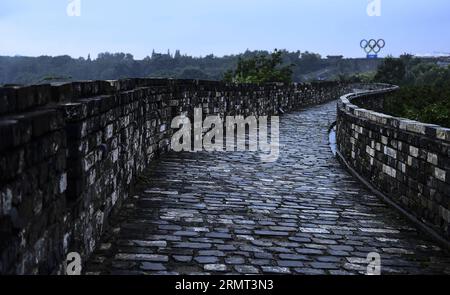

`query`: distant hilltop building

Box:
[327,55,344,61]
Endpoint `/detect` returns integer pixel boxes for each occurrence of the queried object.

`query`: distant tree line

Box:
[0,49,379,85]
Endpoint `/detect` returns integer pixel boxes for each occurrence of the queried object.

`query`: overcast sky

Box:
[1,0,449,59]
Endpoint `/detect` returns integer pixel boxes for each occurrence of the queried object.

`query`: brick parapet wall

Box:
[336,85,450,241]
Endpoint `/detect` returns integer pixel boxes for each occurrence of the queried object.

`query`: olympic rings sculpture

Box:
[360,39,385,54]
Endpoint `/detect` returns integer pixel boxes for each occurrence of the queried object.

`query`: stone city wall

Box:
[336,85,450,241]
[0,78,349,274]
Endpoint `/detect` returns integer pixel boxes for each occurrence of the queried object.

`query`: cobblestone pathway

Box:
[86,100,450,275]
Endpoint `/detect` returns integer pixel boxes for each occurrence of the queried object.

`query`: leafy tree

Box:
[174,50,182,59]
[224,50,293,83]
[374,56,406,85]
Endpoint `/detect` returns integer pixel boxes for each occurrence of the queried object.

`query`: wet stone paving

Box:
[86,100,450,275]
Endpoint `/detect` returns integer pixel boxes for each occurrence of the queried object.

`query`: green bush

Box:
[372,55,450,128]
[383,85,450,128]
